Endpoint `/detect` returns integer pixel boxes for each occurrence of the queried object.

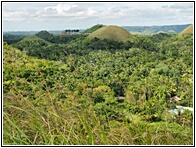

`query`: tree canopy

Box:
[3,26,193,145]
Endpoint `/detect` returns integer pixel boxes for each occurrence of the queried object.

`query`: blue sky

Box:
[2,2,194,31]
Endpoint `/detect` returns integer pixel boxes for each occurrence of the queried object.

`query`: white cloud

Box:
[86,7,98,16]
[2,2,194,31]
[39,3,99,19]
[3,9,38,22]
[47,3,77,15]
[170,3,193,9]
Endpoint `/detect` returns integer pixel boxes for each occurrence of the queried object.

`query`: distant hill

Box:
[122,24,191,33]
[179,24,193,36]
[13,35,51,51]
[150,32,173,42]
[3,34,26,44]
[88,25,135,42]
[35,30,54,42]
[83,24,104,34]
[3,24,191,36]
[3,31,39,35]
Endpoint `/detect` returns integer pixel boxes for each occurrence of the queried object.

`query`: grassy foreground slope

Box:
[88,25,135,42]
[3,42,193,145]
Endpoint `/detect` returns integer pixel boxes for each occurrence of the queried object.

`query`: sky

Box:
[2,2,194,31]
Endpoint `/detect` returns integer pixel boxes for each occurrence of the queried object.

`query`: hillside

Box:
[83,24,104,33]
[3,29,193,145]
[13,35,51,51]
[179,24,193,36]
[35,30,54,42]
[88,25,135,42]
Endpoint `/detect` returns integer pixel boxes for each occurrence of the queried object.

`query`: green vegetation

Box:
[149,33,173,42]
[13,35,51,50]
[3,24,193,145]
[3,34,26,44]
[35,30,54,42]
[35,30,87,44]
[83,24,104,34]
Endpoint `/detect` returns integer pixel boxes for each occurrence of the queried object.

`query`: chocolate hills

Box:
[179,24,193,35]
[88,25,135,42]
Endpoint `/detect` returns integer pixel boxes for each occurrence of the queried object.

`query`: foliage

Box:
[3,34,26,44]
[12,35,51,51]
[150,32,173,42]
[35,30,87,44]
[3,29,193,145]
[35,30,54,42]
[83,24,104,34]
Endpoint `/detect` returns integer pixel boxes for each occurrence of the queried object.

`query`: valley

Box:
[3,24,193,145]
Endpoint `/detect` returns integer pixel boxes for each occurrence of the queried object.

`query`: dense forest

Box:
[3,24,193,145]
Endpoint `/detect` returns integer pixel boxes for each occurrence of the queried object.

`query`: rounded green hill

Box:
[179,24,193,35]
[13,35,51,51]
[88,25,135,42]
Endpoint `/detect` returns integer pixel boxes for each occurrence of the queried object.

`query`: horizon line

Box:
[3,23,192,32]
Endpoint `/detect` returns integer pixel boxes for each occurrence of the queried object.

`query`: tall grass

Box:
[3,87,193,145]
[3,58,193,145]
[3,34,193,145]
